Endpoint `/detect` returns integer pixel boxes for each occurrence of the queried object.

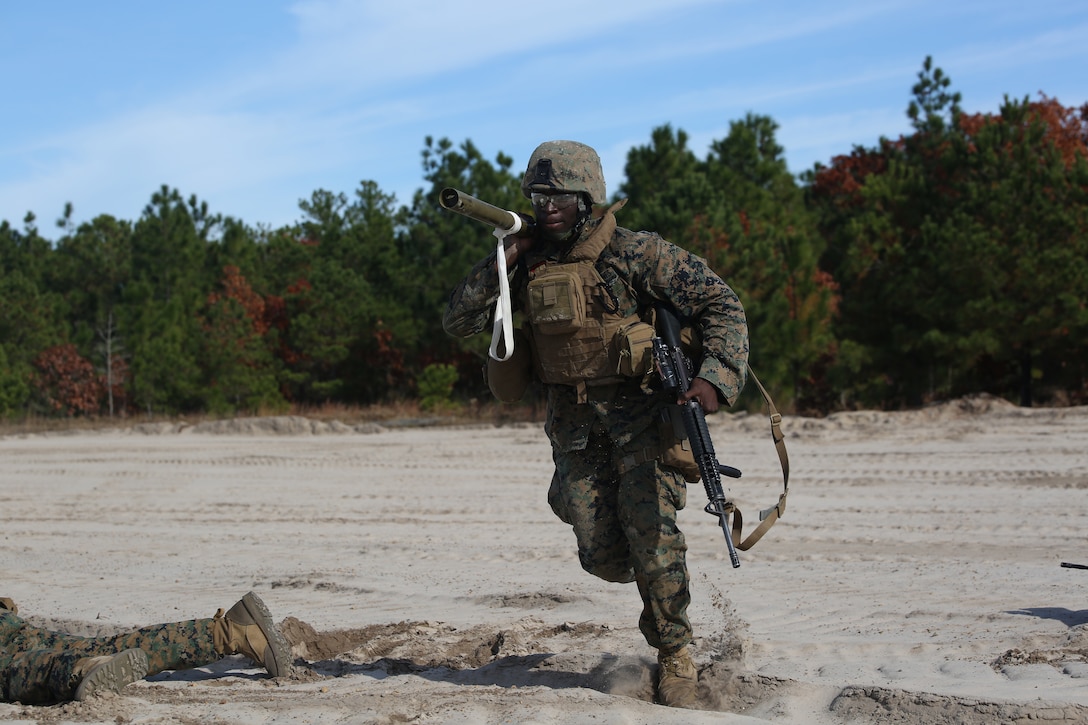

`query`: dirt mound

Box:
[830,685,1088,724]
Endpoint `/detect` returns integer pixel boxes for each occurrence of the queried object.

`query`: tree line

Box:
[2,59,1086,419]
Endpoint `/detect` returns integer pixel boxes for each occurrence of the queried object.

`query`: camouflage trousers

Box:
[548,420,692,653]
[0,609,219,705]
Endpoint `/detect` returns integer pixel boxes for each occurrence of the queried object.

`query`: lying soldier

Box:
[0,591,290,704]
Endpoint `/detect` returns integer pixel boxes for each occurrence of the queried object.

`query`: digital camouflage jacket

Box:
[443,207,749,454]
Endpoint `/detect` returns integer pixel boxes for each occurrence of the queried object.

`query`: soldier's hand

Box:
[502,225,535,267]
[681,377,721,413]
[0,597,17,615]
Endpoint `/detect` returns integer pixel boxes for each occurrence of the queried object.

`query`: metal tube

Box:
[439,188,523,233]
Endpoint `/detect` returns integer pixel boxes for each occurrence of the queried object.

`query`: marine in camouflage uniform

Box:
[0,592,291,705]
[443,141,748,708]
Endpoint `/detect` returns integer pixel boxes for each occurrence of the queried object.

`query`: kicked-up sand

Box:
[2,394,1087,723]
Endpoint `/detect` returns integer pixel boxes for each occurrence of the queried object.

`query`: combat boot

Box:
[212,591,291,677]
[73,648,149,701]
[657,645,698,709]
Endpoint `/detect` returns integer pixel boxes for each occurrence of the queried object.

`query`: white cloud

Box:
[271,0,730,93]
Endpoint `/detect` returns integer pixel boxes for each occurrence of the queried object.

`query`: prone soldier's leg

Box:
[62,619,220,675]
[1,592,289,704]
[1,610,152,705]
[4,647,147,704]
[4,647,87,704]
[62,592,291,679]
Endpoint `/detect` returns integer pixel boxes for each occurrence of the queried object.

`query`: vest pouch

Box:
[615,320,656,377]
[486,327,533,403]
[658,406,702,483]
[527,268,585,334]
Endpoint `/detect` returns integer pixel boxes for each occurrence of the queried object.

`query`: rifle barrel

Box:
[714,501,742,568]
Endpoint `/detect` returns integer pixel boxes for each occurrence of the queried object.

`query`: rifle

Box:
[438,188,532,362]
[1061,562,1088,570]
[652,304,743,568]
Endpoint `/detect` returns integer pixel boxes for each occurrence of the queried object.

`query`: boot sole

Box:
[74,648,149,701]
[239,591,292,678]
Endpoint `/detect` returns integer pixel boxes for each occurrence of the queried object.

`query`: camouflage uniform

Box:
[443,143,748,656]
[0,609,216,704]
[0,593,289,705]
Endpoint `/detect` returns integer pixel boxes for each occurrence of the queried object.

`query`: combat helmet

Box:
[521,141,606,205]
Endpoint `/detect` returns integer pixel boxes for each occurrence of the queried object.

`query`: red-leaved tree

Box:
[32,343,103,416]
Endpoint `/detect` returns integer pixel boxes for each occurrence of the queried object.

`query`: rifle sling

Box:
[729,364,790,552]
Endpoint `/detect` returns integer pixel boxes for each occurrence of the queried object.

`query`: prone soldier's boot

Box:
[212,591,291,677]
[73,648,149,701]
[656,645,698,709]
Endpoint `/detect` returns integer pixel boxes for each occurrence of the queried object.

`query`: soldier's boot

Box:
[212,591,291,677]
[657,646,698,709]
[73,648,149,701]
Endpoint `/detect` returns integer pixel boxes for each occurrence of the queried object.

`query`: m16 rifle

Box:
[652,304,744,568]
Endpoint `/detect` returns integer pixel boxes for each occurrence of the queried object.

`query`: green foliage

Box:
[810,58,1088,407]
[124,291,205,414]
[907,55,962,133]
[0,63,1084,418]
[0,347,30,417]
[418,363,460,412]
[200,268,285,415]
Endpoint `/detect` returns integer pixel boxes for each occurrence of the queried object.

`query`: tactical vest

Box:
[523,202,655,401]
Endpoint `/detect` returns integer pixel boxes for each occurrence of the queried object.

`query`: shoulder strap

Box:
[729,364,790,552]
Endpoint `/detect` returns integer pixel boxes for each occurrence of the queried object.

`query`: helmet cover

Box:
[521,140,606,204]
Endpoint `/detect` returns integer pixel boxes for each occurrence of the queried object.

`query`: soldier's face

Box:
[532,192,580,237]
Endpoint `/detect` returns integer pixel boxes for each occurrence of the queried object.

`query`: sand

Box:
[2,394,1087,724]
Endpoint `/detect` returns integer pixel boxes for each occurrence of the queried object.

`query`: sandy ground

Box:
[2,394,1087,724]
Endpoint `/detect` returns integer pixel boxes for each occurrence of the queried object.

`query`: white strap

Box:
[488,218,523,361]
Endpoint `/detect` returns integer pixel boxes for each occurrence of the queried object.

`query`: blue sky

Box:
[2,0,1085,234]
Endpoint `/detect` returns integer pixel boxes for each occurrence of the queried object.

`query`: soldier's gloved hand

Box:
[0,597,17,615]
[680,377,721,413]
